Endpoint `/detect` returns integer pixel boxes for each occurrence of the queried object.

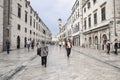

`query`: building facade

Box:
[0,0,3,52]
[82,0,120,50]
[3,0,52,50]
[57,0,83,47]
[62,0,83,47]
[71,0,81,46]
[57,0,120,51]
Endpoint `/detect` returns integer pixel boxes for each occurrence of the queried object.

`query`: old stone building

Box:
[57,0,120,51]
[3,0,51,50]
[71,0,81,46]
[82,0,120,50]
[0,0,3,52]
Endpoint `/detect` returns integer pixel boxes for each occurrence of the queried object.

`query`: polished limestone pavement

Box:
[10,46,120,80]
[0,48,37,80]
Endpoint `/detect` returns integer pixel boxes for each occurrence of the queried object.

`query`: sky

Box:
[29,0,75,35]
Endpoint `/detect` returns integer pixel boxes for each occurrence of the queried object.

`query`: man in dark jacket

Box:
[114,39,118,55]
[106,40,111,54]
[6,41,10,54]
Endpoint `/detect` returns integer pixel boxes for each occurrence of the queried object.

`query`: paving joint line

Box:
[0,54,37,80]
[72,49,120,71]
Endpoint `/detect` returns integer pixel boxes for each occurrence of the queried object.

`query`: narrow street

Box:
[1,0,120,80]
[8,46,120,80]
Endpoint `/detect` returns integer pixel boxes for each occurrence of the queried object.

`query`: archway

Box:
[102,34,107,50]
[17,36,20,49]
[89,37,92,48]
[95,36,98,49]
[24,37,27,48]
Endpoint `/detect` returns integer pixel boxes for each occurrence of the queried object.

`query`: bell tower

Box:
[58,18,62,33]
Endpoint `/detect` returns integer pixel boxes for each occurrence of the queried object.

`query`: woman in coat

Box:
[37,41,48,67]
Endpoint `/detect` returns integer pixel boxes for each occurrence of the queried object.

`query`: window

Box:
[18,24,21,30]
[36,22,38,29]
[25,2,28,8]
[88,2,90,9]
[74,23,79,32]
[94,12,97,25]
[78,9,79,17]
[101,7,106,21]
[39,19,41,22]
[39,24,41,31]
[93,0,96,4]
[34,12,36,17]
[25,28,27,33]
[84,7,86,13]
[30,16,32,26]
[84,19,87,30]
[59,24,61,26]
[30,8,32,14]
[34,19,35,28]
[76,12,77,19]
[25,11,28,22]
[33,32,35,35]
[43,29,46,34]
[18,4,21,18]
[30,30,32,34]
[88,16,91,28]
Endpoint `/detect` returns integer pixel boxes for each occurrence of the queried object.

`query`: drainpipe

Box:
[8,0,12,49]
[8,0,11,25]
[113,0,117,36]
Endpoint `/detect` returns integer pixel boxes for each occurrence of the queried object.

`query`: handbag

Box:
[37,48,41,56]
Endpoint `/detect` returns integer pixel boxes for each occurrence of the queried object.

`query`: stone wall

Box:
[0,0,3,52]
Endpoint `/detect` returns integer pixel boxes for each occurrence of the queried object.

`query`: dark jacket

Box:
[114,43,118,49]
[37,48,41,56]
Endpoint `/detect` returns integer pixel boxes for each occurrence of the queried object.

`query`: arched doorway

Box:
[24,37,27,48]
[85,38,87,47]
[17,36,20,49]
[95,36,98,49]
[89,37,92,48]
[102,34,107,50]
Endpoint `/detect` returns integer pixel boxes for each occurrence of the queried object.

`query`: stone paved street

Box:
[1,0,120,80]
[2,46,119,80]
[0,48,37,80]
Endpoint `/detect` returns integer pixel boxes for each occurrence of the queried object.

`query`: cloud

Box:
[29,0,75,34]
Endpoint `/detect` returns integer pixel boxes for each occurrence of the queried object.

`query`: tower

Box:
[58,18,62,33]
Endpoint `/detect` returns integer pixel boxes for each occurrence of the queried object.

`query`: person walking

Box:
[106,40,111,54]
[6,41,10,54]
[31,40,35,50]
[27,39,31,51]
[59,41,62,47]
[66,39,72,58]
[114,39,118,55]
[37,41,48,67]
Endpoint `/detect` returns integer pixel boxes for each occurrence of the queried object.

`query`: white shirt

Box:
[67,42,71,48]
[27,40,31,45]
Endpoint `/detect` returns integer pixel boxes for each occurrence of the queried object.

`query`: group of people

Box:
[37,39,72,68]
[106,39,120,55]
[59,39,72,58]
[26,39,36,51]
